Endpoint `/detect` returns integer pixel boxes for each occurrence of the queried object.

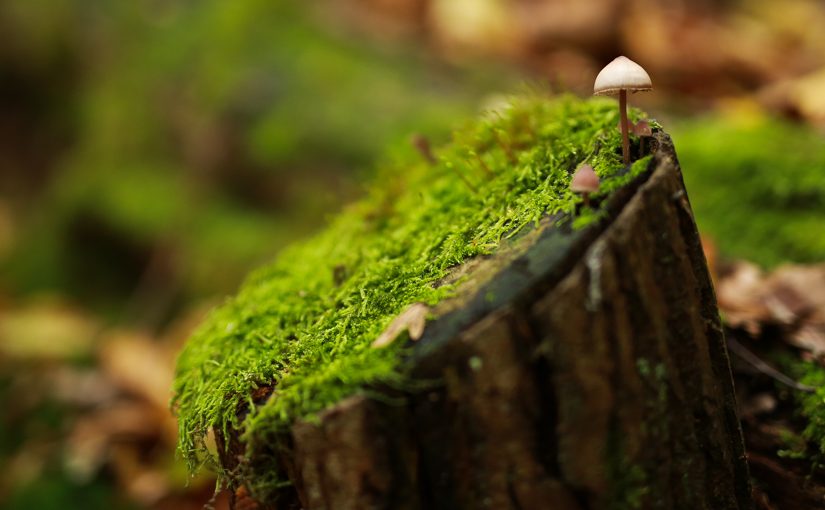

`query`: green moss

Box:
[779,357,825,466]
[172,94,654,494]
[673,116,825,268]
[607,451,648,510]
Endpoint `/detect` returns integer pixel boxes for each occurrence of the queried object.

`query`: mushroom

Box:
[631,120,652,157]
[616,119,653,156]
[616,119,652,137]
[631,119,652,137]
[571,163,600,207]
[594,56,652,165]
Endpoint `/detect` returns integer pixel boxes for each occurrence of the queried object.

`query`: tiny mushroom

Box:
[616,119,652,137]
[632,119,653,156]
[571,163,600,206]
[631,119,652,137]
[617,119,653,157]
[594,56,652,165]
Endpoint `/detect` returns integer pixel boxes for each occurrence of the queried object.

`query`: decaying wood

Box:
[217,133,754,509]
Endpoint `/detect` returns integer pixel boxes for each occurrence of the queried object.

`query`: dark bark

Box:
[218,133,754,509]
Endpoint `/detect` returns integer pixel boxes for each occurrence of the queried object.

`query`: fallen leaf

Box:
[371,303,429,348]
[99,331,175,412]
[716,261,769,335]
[429,0,521,56]
[65,401,164,483]
[717,262,825,355]
[740,392,778,419]
[50,367,119,407]
[789,324,825,357]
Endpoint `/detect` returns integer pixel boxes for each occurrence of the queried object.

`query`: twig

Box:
[726,336,815,393]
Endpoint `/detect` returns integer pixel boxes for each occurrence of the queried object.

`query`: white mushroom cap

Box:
[571,164,600,193]
[593,56,652,96]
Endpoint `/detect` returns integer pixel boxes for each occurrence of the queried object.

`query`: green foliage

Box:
[4,0,509,311]
[674,113,825,476]
[3,472,129,510]
[673,116,825,267]
[783,357,825,464]
[172,94,654,496]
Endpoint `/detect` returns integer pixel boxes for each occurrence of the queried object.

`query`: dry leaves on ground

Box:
[0,298,224,509]
[716,261,825,355]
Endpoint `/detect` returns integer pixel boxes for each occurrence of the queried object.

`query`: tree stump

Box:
[217,133,753,510]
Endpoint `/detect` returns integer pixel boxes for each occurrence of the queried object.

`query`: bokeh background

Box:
[3,1,825,508]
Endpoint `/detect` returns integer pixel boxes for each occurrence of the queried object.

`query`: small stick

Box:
[474,152,494,178]
[495,131,517,165]
[727,336,815,393]
[411,134,436,164]
[450,164,478,194]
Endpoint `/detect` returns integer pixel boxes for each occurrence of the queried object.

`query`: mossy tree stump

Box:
[212,133,751,509]
[173,98,752,509]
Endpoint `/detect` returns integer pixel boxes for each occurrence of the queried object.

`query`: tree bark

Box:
[218,133,753,510]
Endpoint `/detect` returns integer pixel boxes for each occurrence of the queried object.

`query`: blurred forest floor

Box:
[2,1,825,508]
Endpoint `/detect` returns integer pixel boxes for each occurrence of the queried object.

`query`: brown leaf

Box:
[50,367,118,407]
[371,303,429,348]
[740,392,777,419]
[99,331,175,412]
[65,402,163,482]
[717,262,825,355]
[759,65,825,127]
[767,264,825,312]
[762,283,808,325]
[716,261,769,335]
[429,0,521,56]
[789,324,825,356]
[109,444,170,505]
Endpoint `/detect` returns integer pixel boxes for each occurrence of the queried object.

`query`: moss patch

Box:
[673,115,825,268]
[780,357,825,466]
[172,94,654,492]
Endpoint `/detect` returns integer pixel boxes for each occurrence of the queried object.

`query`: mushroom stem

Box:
[619,89,629,165]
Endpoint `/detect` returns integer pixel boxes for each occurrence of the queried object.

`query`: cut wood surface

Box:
[218,133,753,510]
